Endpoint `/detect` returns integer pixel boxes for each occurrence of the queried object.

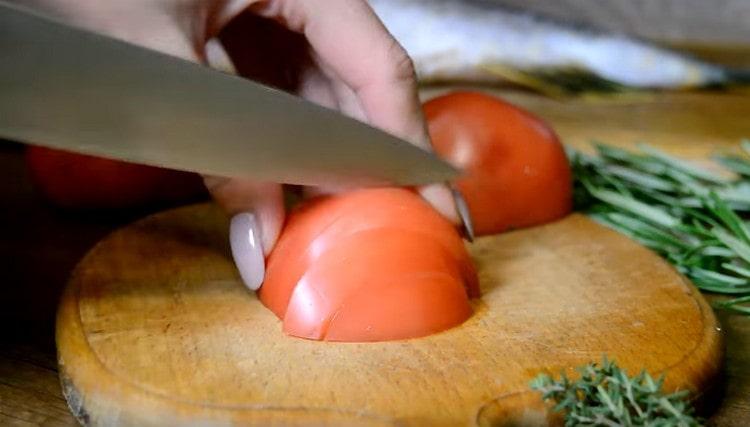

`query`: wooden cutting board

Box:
[57,91,748,426]
[57,207,721,426]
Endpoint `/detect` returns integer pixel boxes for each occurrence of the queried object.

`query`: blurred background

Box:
[493,0,750,67]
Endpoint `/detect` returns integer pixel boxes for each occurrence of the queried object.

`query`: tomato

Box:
[260,188,478,342]
[424,91,572,236]
[25,146,207,210]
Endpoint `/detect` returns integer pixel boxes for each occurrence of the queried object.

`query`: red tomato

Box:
[260,188,478,342]
[25,146,207,210]
[424,92,572,236]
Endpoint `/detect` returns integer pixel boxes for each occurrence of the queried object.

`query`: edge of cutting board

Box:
[56,206,724,426]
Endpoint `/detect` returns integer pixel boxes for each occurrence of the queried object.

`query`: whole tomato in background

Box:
[25,146,207,210]
[424,91,572,236]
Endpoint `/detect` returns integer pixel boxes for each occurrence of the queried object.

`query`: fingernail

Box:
[230,212,265,291]
[449,185,475,242]
[419,183,461,224]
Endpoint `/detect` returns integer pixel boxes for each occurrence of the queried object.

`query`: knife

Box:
[0,1,458,187]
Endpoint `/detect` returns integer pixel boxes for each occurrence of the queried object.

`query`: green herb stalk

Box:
[531,357,702,426]
[570,140,750,314]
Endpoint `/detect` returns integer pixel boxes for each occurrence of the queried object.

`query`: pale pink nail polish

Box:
[230,213,265,291]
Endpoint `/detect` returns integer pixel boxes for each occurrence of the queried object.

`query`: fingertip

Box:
[255,189,285,256]
[206,177,285,255]
[419,183,460,225]
[230,212,265,290]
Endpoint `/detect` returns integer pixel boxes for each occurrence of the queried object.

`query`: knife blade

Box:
[0,1,458,187]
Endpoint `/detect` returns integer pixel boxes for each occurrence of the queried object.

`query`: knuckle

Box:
[382,39,417,83]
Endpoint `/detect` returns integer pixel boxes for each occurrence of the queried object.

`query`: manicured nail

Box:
[419,183,461,224]
[450,185,475,242]
[230,212,265,290]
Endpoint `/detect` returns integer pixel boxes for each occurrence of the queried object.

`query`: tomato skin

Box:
[283,228,471,341]
[25,146,207,210]
[260,188,477,342]
[424,91,572,236]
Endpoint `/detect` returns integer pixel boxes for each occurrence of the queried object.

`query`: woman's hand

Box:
[19,0,458,289]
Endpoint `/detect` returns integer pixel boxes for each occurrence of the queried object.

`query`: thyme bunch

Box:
[531,357,702,426]
[570,140,750,313]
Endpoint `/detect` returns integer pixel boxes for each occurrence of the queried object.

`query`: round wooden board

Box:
[57,204,722,426]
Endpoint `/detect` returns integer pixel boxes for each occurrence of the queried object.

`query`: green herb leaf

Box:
[531,357,703,426]
[581,179,680,228]
[638,144,728,185]
[571,140,750,312]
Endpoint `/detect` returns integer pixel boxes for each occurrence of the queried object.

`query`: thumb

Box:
[204,177,285,290]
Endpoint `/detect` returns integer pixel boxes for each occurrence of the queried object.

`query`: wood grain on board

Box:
[57,203,722,426]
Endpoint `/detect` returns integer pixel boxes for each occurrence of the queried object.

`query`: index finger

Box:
[215,0,460,222]
[250,0,430,148]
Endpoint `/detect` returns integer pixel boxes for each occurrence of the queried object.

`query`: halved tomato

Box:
[260,188,477,342]
[425,91,572,235]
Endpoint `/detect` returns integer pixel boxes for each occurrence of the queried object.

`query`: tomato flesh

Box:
[260,188,477,342]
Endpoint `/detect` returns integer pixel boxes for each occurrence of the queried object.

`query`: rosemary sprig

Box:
[571,141,750,313]
[531,357,702,426]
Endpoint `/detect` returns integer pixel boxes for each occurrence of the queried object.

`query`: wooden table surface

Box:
[2,89,750,426]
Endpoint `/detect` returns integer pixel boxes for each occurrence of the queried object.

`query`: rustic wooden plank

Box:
[707,309,750,426]
[0,144,150,427]
[0,345,77,427]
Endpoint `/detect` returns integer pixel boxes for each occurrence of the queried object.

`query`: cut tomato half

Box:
[260,188,477,342]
